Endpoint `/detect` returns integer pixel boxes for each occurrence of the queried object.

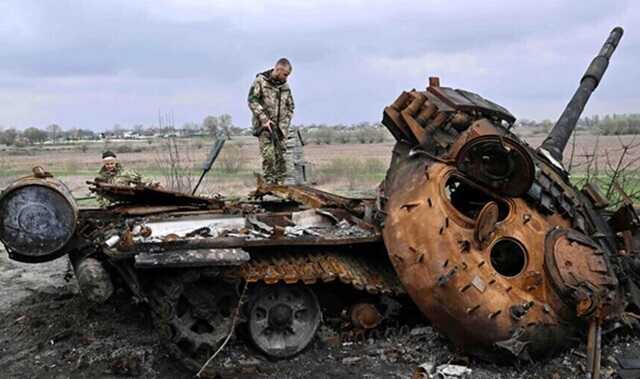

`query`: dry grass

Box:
[2,133,640,202]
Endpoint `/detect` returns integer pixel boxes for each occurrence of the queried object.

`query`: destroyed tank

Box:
[1,27,638,376]
[0,170,406,372]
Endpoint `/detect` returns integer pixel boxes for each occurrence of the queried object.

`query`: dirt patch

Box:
[1,247,639,378]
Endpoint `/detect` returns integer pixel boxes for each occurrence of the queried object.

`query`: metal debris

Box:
[135,248,250,268]
[414,362,472,379]
[87,180,224,208]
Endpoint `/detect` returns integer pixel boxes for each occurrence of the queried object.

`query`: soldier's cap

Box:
[102,150,117,160]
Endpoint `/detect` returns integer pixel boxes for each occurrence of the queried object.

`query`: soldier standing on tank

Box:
[248,58,295,184]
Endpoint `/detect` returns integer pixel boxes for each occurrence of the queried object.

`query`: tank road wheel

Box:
[248,283,322,358]
[148,270,239,371]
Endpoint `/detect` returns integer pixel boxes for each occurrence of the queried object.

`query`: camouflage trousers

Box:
[259,133,287,184]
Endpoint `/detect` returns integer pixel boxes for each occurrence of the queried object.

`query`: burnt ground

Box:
[1,247,639,379]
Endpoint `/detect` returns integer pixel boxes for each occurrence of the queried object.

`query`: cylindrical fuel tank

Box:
[0,175,78,262]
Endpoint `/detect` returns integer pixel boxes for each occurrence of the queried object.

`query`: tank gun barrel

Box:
[540,26,623,162]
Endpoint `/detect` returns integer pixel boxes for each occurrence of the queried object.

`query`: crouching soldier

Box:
[248,58,295,184]
[95,150,148,206]
[97,150,144,185]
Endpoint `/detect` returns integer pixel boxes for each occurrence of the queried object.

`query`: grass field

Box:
[0,136,395,199]
[1,133,640,205]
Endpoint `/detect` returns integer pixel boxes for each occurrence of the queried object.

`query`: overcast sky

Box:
[0,0,637,131]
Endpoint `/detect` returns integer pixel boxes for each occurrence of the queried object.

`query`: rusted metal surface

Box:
[254,178,371,216]
[382,79,514,153]
[454,135,535,197]
[474,201,499,248]
[88,181,224,208]
[350,303,383,330]
[544,228,618,316]
[581,183,610,209]
[380,27,629,362]
[229,249,405,296]
[383,162,574,357]
[110,204,206,216]
[427,84,515,124]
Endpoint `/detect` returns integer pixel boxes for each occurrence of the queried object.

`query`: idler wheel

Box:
[248,283,321,358]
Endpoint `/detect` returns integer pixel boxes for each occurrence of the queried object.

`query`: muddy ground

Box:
[1,246,639,379]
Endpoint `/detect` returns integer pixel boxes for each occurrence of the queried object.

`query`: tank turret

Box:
[381,27,627,362]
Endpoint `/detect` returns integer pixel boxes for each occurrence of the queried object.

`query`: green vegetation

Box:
[516,114,640,136]
[580,114,640,135]
[315,157,387,190]
[299,122,390,145]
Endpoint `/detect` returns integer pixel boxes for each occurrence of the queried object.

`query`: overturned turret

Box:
[381,27,631,365]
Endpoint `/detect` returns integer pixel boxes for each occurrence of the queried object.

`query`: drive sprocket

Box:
[148,269,239,371]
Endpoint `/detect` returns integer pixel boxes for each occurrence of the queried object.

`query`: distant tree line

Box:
[297,122,390,144]
[0,113,241,146]
[579,114,640,135]
[516,114,640,135]
[0,124,99,146]
[4,113,639,147]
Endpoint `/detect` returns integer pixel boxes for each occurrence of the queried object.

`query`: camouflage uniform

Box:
[248,69,295,184]
[95,163,145,206]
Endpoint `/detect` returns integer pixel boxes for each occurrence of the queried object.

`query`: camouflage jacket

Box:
[97,164,144,186]
[248,69,295,137]
[96,164,146,207]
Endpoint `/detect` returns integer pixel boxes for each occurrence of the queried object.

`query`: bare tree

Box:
[23,127,47,145]
[203,116,218,137]
[153,137,198,193]
[47,124,61,142]
[0,128,18,146]
[570,134,640,208]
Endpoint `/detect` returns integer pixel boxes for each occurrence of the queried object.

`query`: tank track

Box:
[148,248,406,372]
[227,249,406,296]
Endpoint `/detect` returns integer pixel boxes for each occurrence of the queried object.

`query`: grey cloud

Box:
[0,0,637,130]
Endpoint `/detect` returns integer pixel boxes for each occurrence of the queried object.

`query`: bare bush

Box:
[0,156,17,188]
[115,144,143,154]
[337,132,351,144]
[153,137,198,193]
[571,134,640,208]
[313,129,336,144]
[216,143,246,174]
[316,157,386,190]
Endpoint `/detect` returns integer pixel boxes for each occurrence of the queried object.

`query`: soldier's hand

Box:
[262,120,273,132]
